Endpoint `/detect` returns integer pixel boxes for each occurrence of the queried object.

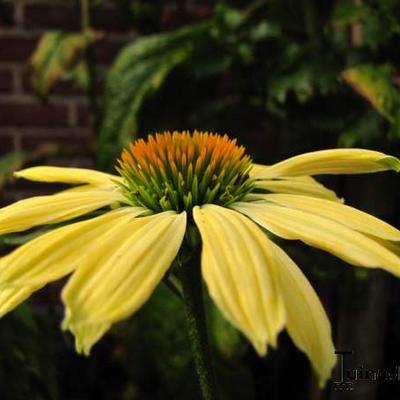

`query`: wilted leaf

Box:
[29,30,101,98]
[0,150,26,189]
[341,64,400,122]
[0,144,58,193]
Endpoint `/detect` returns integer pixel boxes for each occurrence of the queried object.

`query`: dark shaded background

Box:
[1,1,400,399]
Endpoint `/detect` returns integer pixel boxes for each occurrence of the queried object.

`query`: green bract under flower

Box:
[116,131,255,212]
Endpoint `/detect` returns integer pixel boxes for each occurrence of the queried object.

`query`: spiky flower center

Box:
[116,131,254,212]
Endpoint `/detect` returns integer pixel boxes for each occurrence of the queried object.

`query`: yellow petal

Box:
[0,188,125,235]
[253,149,400,179]
[0,285,42,317]
[14,166,121,186]
[62,211,186,354]
[62,308,110,356]
[374,237,400,257]
[255,176,341,202]
[0,207,145,288]
[269,240,335,387]
[249,163,270,177]
[193,205,285,354]
[232,202,400,276]
[260,194,400,241]
[60,184,103,193]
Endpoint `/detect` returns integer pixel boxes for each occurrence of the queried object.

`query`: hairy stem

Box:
[179,252,218,400]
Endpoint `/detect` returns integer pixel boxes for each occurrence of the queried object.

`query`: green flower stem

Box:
[180,251,218,400]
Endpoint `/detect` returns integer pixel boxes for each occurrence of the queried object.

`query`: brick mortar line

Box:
[0,62,110,71]
[12,67,23,94]
[14,0,24,27]
[0,94,89,105]
[4,0,117,7]
[0,28,138,41]
[0,127,92,135]
[68,102,78,127]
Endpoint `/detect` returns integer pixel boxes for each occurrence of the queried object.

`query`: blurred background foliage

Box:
[2,0,400,399]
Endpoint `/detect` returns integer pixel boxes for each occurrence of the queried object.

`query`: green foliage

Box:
[333,0,366,26]
[338,110,384,147]
[0,304,59,400]
[29,30,101,99]
[98,22,211,167]
[333,0,400,49]
[98,3,283,167]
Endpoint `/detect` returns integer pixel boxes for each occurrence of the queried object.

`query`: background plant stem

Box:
[80,0,100,133]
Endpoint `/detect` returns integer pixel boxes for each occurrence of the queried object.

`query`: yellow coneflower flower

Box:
[1,131,400,387]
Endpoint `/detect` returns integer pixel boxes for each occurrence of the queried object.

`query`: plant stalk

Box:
[179,252,218,400]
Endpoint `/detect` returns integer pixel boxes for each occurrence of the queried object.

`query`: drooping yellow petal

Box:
[62,308,110,356]
[193,205,285,355]
[269,240,335,387]
[253,149,400,179]
[62,211,186,354]
[232,202,400,276]
[255,176,341,202]
[0,207,145,289]
[259,194,400,241]
[0,188,125,235]
[14,166,122,186]
[0,285,42,317]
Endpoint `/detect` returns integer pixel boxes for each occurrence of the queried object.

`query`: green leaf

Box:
[338,110,383,147]
[341,64,400,122]
[98,21,212,167]
[267,45,340,104]
[332,0,366,26]
[29,30,101,98]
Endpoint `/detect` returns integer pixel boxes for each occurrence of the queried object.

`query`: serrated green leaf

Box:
[29,30,101,98]
[98,21,212,167]
[341,64,400,121]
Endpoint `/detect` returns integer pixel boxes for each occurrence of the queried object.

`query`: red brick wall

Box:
[0,0,211,204]
[0,1,135,159]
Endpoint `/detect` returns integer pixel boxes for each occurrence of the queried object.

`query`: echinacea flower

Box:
[1,131,400,387]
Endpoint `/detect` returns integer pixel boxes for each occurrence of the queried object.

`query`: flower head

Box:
[1,130,400,387]
[117,131,254,212]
